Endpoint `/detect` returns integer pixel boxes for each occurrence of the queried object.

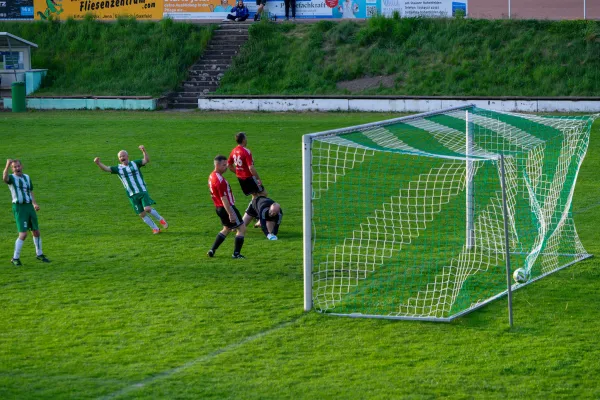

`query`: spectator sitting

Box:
[224,0,249,21]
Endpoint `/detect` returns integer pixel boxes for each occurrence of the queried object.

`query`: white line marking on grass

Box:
[100,317,301,400]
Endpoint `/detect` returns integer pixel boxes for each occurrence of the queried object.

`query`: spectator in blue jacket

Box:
[225,0,250,21]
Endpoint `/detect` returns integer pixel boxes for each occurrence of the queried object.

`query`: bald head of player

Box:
[268,202,281,217]
[118,150,129,165]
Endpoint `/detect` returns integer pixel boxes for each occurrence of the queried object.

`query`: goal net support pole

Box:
[303,135,313,312]
[466,110,475,249]
[500,154,514,328]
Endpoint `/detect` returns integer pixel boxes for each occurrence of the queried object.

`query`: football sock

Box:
[14,238,25,259]
[142,215,158,230]
[234,235,245,255]
[149,208,163,221]
[33,236,43,256]
[211,233,227,253]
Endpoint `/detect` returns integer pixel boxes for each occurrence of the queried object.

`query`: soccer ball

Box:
[512,268,529,284]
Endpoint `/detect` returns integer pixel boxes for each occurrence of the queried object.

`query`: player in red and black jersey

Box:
[228,132,267,197]
[208,155,246,259]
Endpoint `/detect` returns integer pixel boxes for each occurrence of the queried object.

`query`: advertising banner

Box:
[1,0,465,20]
[164,0,387,19]
[224,0,464,19]
[32,0,162,19]
[381,0,466,18]
[0,0,34,19]
[164,0,230,20]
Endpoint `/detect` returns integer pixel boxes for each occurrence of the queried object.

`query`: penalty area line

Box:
[100,316,303,400]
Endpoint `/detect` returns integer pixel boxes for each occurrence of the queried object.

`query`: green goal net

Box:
[302,106,596,321]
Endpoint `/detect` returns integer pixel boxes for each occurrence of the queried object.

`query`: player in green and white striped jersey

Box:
[94,145,168,234]
[3,159,51,266]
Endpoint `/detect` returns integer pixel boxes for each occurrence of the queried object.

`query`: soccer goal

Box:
[302,105,596,321]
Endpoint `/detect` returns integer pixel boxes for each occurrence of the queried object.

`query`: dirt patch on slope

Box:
[336,74,398,93]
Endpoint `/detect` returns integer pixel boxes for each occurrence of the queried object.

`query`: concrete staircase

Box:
[167,22,251,109]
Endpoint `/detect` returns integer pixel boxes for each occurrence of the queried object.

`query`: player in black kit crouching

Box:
[243,196,283,240]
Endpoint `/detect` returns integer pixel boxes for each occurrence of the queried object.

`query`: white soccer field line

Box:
[99,316,303,399]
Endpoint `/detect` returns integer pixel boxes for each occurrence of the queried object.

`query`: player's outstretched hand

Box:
[6,159,13,167]
[139,145,146,152]
[94,157,101,164]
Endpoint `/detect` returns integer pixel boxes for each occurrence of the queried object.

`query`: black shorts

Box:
[216,205,243,229]
[244,200,258,218]
[256,0,266,5]
[238,176,265,196]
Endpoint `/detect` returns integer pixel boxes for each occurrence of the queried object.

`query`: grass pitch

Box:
[1,111,599,399]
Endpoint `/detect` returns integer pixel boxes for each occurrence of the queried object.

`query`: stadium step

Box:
[186,69,223,82]
[184,80,221,87]
[181,85,220,92]
[171,94,209,102]
[188,70,225,77]
[218,23,252,31]
[203,50,240,58]
[210,35,249,42]
[206,44,244,51]
[211,35,249,42]
[167,23,250,109]
[190,59,232,66]
[200,54,237,60]
[175,85,219,93]
[182,83,220,91]
[189,64,231,72]
[169,100,200,109]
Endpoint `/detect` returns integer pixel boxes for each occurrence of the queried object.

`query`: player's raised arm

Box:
[94,157,111,173]
[139,145,150,165]
[3,159,12,184]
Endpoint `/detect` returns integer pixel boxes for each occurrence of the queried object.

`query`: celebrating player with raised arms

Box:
[94,145,168,234]
[208,155,247,259]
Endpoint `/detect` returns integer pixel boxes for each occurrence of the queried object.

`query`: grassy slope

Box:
[0,18,213,97]
[1,18,599,97]
[219,18,600,96]
[0,111,599,399]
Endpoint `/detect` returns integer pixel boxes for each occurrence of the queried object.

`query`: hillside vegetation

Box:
[1,17,599,97]
[219,17,600,96]
[0,18,213,97]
